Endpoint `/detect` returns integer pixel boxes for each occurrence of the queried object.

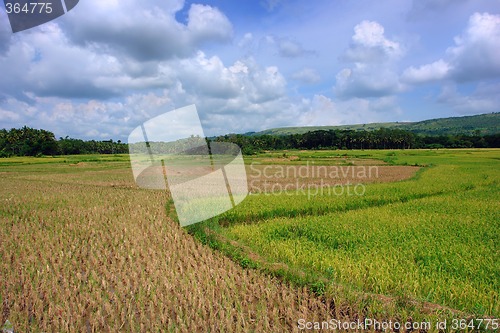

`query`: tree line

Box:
[0,127,128,157]
[211,128,500,154]
[1,126,499,157]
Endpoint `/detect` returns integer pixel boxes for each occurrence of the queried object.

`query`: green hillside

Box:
[407,112,500,135]
[254,112,499,136]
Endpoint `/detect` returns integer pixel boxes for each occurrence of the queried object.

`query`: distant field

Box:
[191,149,500,326]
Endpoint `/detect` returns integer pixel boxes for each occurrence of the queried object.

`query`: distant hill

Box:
[253,112,500,136]
[404,113,499,136]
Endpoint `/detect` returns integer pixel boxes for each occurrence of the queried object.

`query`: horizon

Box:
[2,111,498,142]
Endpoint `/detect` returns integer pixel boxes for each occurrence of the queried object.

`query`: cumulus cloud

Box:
[447,12,500,81]
[187,4,233,45]
[176,52,241,99]
[0,0,291,139]
[401,59,451,84]
[0,24,131,100]
[277,39,309,58]
[334,21,403,99]
[342,21,402,63]
[175,53,287,103]
[0,97,41,129]
[0,43,290,139]
[62,0,232,61]
[0,0,235,102]
[402,12,500,84]
[0,2,282,139]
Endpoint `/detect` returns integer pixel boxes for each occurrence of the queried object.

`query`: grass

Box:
[190,149,500,329]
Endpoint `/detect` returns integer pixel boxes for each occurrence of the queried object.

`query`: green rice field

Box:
[190,149,500,326]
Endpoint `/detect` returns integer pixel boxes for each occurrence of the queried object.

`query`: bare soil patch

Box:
[247,164,419,193]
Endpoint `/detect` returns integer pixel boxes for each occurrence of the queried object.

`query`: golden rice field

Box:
[0,156,337,332]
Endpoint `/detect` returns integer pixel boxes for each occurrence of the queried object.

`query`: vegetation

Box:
[0,127,128,157]
[213,128,500,154]
[190,149,500,328]
[3,112,499,157]
[253,112,500,136]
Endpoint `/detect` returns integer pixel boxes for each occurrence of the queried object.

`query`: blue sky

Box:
[0,0,499,140]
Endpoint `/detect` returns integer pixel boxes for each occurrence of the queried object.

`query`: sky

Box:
[0,0,499,141]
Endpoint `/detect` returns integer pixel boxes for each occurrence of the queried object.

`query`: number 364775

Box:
[5,2,53,14]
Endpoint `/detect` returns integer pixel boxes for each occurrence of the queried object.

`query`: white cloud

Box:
[447,12,500,81]
[0,23,134,100]
[277,39,307,58]
[402,12,500,85]
[177,52,241,99]
[342,21,402,63]
[334,21,403,99]
[399,12,500,117]
[187,4,233,44]
[0,45,291,138]
[229,61,249,75]
[401,59,451,84]
[62,0,232,61]
[175,53,286,103]
[0,1,235,101]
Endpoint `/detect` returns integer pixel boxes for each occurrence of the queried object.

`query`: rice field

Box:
[1,149,499,332]
[191,149,500,330]
[0,155,338,332]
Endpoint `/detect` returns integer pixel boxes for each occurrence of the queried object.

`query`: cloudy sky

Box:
[0,0,499,140]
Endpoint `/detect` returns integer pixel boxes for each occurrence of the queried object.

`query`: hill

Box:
[253,112,500,136]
